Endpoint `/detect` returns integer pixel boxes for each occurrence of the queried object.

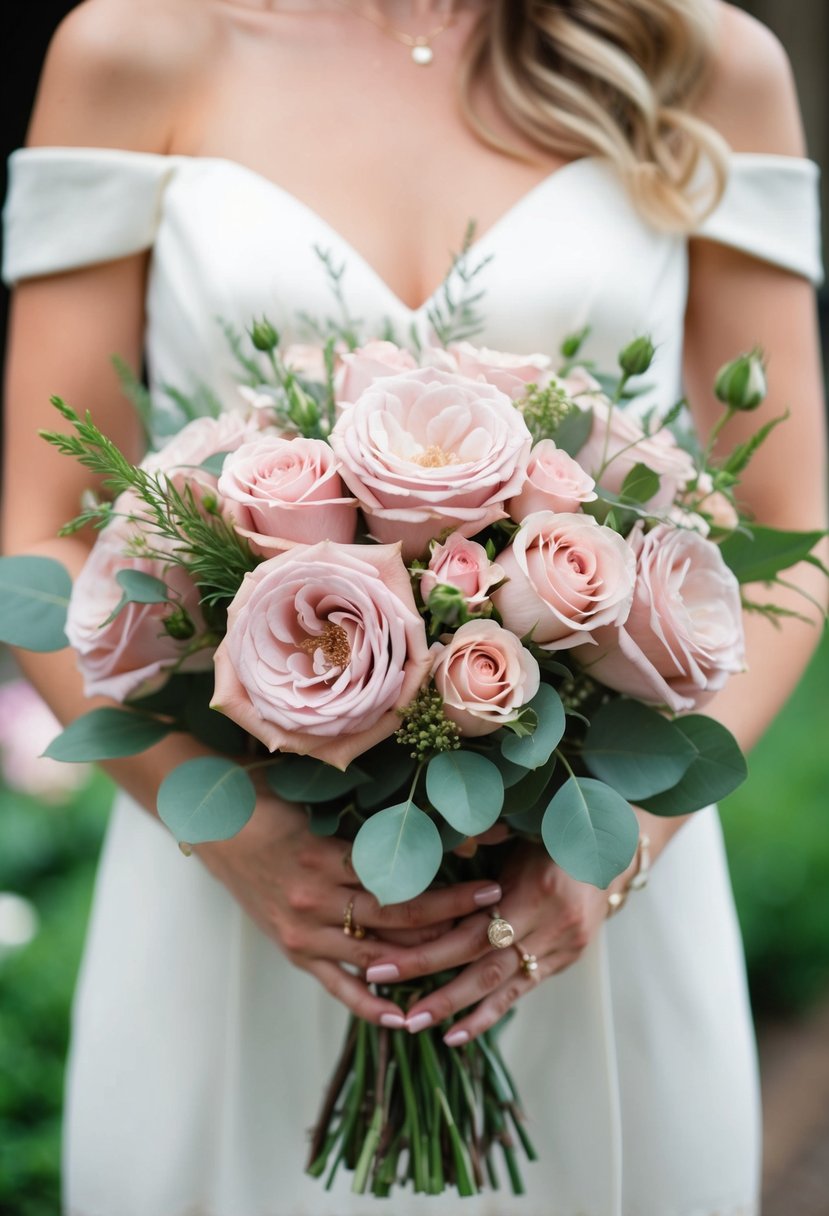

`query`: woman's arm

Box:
[366,7,829,1041]
[2,0,501,1027]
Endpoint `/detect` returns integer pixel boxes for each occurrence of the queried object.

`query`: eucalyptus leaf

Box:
[199,451,233,477]
[552,405,593,458]
[352,801,443,905]
[0,555,72,652]
[307,805,345,837]
[490,751,530,790]
[639,715,747,816]
[157,757,256,844]
[102,569,169,626]
[620,462,660,504]
[502,755,557,816]
[439,822,469,853]
[184,694,247,754]
[500,708,538,737]
[582,700,696,799]
[44,707,172,762]
[425,752,504,835]
[719,525,826,585]
[355,742,416,810]
[267,757,370,803]
[501,684,565,770]
[542,776,639,888]
[505,799,550,835]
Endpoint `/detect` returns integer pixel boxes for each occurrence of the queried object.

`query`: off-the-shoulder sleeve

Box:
[2,146,178,286]
[695,153,823,286]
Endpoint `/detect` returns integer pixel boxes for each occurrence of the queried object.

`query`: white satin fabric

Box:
[3,147,823,1216]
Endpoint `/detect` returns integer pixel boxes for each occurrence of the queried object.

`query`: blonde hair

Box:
[460,0,729,229]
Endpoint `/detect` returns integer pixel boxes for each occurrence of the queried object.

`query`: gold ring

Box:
[342,898,366,940]
[514,944,540,981]
[486,907,516,950]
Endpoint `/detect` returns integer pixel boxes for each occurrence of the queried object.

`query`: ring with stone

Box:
[486,907,516,950]
[514,944,540,981]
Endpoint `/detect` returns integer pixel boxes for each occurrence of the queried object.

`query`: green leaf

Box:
[542,777,639,888]
[720,526,826,585]
[489,751,529,790]
[307,805,345,837]
[582,700,696,799]
[502,755,557,816]
[183,689,247,754]
[722,411,787,477]
[0,555,72,651]
[552,405,593,458]
[639,715,747,816]
[355,741,416,810]
[505,801,549,835]
[499,707,538,737]
[620,462,660,504]
[43,707,172,762]
[102,569,170,626]
[157,757,256,844]
[501,684,565,770]
[266,757,369,803]
[199,451,232,478]
[439,821,468,852]
[425,752,504,835]
[352,801,443,905]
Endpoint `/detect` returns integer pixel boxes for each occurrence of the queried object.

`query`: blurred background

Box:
[0,3,827,1214]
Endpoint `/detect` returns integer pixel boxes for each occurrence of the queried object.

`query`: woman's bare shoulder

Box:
[27,0,220,153]
[695,2,806,157]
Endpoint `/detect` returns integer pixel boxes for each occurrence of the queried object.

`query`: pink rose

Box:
[575,523,745,712]
[211,541,432,770]
[142,409,274,501]
[421,533,504,611]
[335,340,418,405]
[575,398,696,509]
[492,511,636,650]
[283,343,329,381]
[558,366,603,399]
[0,680,91,802]
[217,435,358,555]
[431,620,540,737]
[448,342,552,400]
[508,440,597,519]
[65,506,211,702]
[697,490,740,532]
[329,367,532,560]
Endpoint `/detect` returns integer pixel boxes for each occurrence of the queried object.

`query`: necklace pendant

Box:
[411,43,434,66]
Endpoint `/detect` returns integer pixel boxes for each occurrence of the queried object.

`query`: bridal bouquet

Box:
[1,249,825,1198]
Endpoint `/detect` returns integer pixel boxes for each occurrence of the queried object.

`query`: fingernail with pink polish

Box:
[473,883,502,907]
[367,963,400,984]
[406,1011,433,1034]
[380,1012,406,1030]
[444,1028,470,1048]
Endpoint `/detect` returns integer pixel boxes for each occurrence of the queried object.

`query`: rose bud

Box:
[619,335,656,377]
[714,349,767,411]
[249,318,279,352]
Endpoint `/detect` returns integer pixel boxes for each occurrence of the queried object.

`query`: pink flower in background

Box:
[575,398,696,509]
[431,619,540,737]
[211,542,432,770]
[0,680,91,801]
[493,511,636,650]
[329,368,532,560]
[65,506,212,702]
[420,534,504,612]
[447,342,552,400]
[218,436,358,554]
[283,343,330,381]
[576,523,745,712]
[142,409,275,500]
[507,440,597,519]
[558,367,603,400]
[335,341,418,404]
[696,490,740,532]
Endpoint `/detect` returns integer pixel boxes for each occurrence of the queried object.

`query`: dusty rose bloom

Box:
[447,342,552,400]
[335,340,418,404]
[508,440,597,519]
[431,619,540,737]
[420,533,504,612]
[575,398,696,509]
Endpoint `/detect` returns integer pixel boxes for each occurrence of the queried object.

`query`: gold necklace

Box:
[335,1,457,66]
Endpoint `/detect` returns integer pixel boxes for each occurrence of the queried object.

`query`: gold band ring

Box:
[342,898,366,940]
[486,907,516,950]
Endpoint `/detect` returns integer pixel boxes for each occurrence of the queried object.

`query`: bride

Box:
[2,1,826,1213]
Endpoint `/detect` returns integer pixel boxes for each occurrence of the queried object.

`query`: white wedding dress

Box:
[3,146,823,1216]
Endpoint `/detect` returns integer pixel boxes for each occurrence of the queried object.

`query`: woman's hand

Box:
[365,841,633,1043]
[196,793,504,1028]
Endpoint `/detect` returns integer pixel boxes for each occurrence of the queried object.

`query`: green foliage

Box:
[44,708,174,763]
[719,524,827,585]
[352,800,443,905]
[266,757,370,803]
[156,757,256,845]
[426,223,492,346]
[518,383,582,447]
[394,684,461,760]
[541,776,639,888]
[619,462,660,505]
[0,557,72,653]
[425,752,504,836]
[582,700,697,799]
[500,684,565,770]
[102,569,169,626]
[638,716,747,816]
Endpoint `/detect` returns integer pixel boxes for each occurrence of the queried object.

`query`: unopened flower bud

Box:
[560,327,590,359]
[162,606,196,641]
[715,350,767,411]
[250,319,280,353]
[619,336,656,377]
